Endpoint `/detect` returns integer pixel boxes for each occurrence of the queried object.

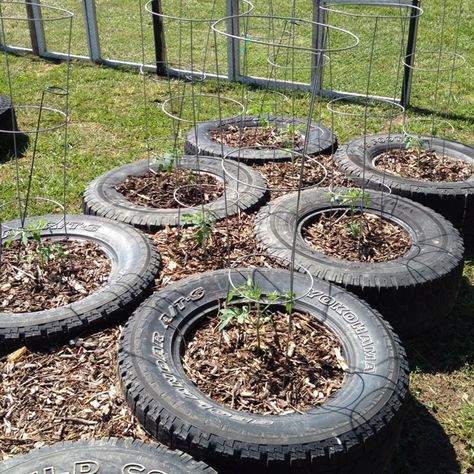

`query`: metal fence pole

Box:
[226,0,240,81]
[82,0,101,62]
[25,0,46,56]
[312,0,325,94]
[400,0,419,108]
[150,0,167,75]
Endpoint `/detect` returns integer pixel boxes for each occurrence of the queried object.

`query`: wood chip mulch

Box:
[115,169,223,208]
[0,240,111,313]
[303,212,411,262]
[211,124,304,149]
[375,148,473,182]
[257,154,356,191]
[0,328,150,460]
[183,310,345,415]
[0,158,357,460]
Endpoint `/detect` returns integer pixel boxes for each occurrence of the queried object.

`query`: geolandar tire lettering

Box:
[0,214,160,353]
[0,438,216,473]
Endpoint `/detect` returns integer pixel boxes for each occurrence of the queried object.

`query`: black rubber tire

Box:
[254,188,465,338]
[333,134,474,244]
[119,268,409,474]
[185,115,337,163]
[0,214,160,351]
[84,155,268,229]
[0,438,217,473]
[0,94,18,136]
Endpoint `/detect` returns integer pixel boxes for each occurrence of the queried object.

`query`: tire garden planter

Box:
[254,188,464,338]
[0,214,160,351]
[184,115,336,163]
[334,134,474,244]
[84,155,267,229]
[0,438,216,473]
[0,94,18,136]
[118,268,409,474]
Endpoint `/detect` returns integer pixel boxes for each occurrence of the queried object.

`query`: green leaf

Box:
[218,307,237,331]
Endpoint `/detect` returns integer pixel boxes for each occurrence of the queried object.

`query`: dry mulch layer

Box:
[211,124,304,149]
[258,154,356,191]
[0,158,359,460]
[0,239,111,313]
[183,310,345,415]
[303,212,411,262]
[375,148,473,182]
[0,328,149,459]
[115,169,223,208]
[0,204,470,469]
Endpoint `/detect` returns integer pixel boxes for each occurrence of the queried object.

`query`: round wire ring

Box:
[161,94,245,124]
[402,51,466,71]
[0,105,68,134]
[173,183,229,209]
[240,26,295,42]
[327,96,405,119]
[403,117,455,139]
[222,148,329,193]
[319,2,423,20]
[0,197,65,232]
[0,1,73,21]
[45,86,69,96]
[227,256,315,305]
[212,15,360,53]
[145,0,254,23]
[267,52,330,71]
[244,90,290,115]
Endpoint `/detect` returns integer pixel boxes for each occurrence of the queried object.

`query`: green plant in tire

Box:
[182,210,217,249]
[153,147,182,175]
[219,275,296,352]
[326,189,371,239]
[403,133,425,153]
[4,218,67,267]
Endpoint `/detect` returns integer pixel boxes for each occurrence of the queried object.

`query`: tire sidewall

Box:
[120,268,406,446]
[84,156,267,228]
[186,116,336,162]
[0,214,158,329]
[337,134,474,193]
[254,188,463,288]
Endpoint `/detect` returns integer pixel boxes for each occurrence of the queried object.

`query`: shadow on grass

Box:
[408,105,474,127]
[404,274,474,374]
[389,395,460,474]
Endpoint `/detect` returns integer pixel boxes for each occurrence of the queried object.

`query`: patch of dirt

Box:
[151,212,286,288]
[375,148,473,182]
[115,169,223,208]
[257,154,357,191]
[303,212,411,262]
[211,124,304,149]
[182,310,345,415]
[0,239,111,313]
[0,327,152,460]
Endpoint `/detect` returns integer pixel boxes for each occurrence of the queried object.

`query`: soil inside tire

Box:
[115,169,224,209]
[1,239,111,312]
[303,212,411,262]
[258,154,356,191]
[374,148,473,182]
[182,309,345,415]
[211,124,304,149]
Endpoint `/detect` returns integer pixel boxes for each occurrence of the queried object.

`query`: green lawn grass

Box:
[0,1,473,472]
